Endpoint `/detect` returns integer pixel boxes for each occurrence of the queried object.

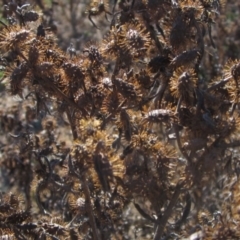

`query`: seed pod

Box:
[45,48,66,66]
[15,223,38,231]
[35,62,55,77]
[170,68,197,105]
[83,44,102,66]
[0,26,31,51]
[11,62,29,95]
[62,62,84,80]
[5,1,18,15]
[93,152,113,192]
[6,211,30,224]
[62,63,86,93]
[135,69,153,89]
[148,55,171,73]
[12,30,30,42]
[100,26,121,59]
[120,109,132,141]
[119,23,151,58]
[23,11,39,22]
[114,78,137,100]
[141,109,176,127]
[101,91,124,118]
[170,49,200,69]
[28,42,39,66]
[170,14,189,52]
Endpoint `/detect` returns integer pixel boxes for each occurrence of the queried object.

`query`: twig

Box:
[65,107,78,140]
[174,192,191,230]
[134,202,159,224]
[153,181,185,240]
[207,76,232,91]
[68,155,100,240]
[173,123,191,163]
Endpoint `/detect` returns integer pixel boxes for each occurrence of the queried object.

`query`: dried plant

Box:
[0,0,240,239]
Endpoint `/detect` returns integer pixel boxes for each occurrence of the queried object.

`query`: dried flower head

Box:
[0,25,32,51]
[9,61,29,95]
[119,23,151,58]
[100,26,122,59]
[83,43,103,67]
[224,60,240,102]
[231,62,240,85]
[170,67,197,105]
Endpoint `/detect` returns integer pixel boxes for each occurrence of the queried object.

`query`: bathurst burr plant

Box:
[0,0,240,239]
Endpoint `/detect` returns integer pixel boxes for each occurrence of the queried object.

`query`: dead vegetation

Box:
[0,0,240,239]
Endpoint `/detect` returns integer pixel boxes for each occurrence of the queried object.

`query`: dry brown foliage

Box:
[0,0,240,239]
